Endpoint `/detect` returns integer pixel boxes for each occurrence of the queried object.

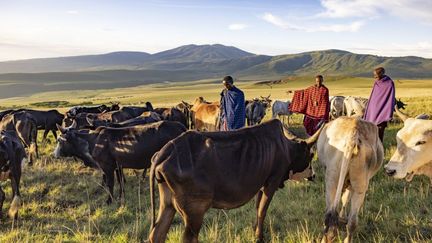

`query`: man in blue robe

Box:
[219,76,245,131]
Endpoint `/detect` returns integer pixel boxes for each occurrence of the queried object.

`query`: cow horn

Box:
[305,124,325,147]
[70,120,77,129]
[86,117,94,127]
[394,105,410,122]
[56,124,67,134]
[282,124,298,140]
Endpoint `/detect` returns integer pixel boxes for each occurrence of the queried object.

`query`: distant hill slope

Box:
[0,45,431,98]
[237,50,432,78]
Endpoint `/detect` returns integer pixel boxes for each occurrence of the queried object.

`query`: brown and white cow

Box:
[317,117,383,243]
[190,97,220,131]
[148,119,322,243]
[384,108,432,182]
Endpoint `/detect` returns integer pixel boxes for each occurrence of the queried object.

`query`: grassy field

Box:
[0,78,431,242]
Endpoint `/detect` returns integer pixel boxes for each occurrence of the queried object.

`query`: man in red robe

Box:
[288,75,330,136]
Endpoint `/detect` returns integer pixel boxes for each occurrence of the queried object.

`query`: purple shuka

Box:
[363,75,395,125]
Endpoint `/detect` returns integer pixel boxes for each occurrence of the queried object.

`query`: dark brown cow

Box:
[149,119,322,243]
[86,111,162,128]
[153,108,187,128]
[21,109,64,141]
[54,121,186,204]
[66,103,120,117]
[63,112,93,129]
[86,110,133,125]
[0,112,38,165]
[175,101,192,129]
[121,102,154,118]
[0,130,26,221]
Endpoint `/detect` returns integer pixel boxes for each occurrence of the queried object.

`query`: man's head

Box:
[223,76,234,90]
[374,67,385,80]
[315,75,323,87]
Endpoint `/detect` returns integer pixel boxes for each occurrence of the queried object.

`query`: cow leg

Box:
[51,129,58,140]
[9,171,21,221]
[180,199,210,243]
[149,183,176,243]
[105,170,115,205]
[115,168,125,206]
[339,187,352,224]
[344,191,366,243]
[253,190,263,231]
[255,186,277,243]
[322,171,339,243]
[0,186,4,219]
[42,130,49,142]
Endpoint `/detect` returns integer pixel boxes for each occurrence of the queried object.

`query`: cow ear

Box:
[56,124,67,134]
[415,114,429,120]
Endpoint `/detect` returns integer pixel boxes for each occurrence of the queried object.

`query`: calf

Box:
[54,121,186,204]
[0,130,26,221]
[318,117,383,243]
[153,108,188,128]
[148,119,322,243]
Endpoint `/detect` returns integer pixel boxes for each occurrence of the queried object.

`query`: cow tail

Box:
[149,154,157,231]
[326,130,359,228]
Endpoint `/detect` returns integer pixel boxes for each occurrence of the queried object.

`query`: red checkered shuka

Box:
[289,85,329,120]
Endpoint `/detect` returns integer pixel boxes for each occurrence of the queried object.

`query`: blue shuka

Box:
[220,86,245,131]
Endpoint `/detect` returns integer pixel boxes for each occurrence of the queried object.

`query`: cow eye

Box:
[415,141,426,146]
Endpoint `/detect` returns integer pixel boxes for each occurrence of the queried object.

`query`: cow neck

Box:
[76,131,99,152]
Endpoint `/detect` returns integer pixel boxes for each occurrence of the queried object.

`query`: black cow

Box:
[245,99,267,126]
[153,107,187,128]
[175,101,193,129]
[20,109,64,141]
[66,103,120,117]
[121,102,154,118]
[0,130,26,221]
[148,119,322,243]
[63,112,93,129]
[0,112,38,165]
[54,121,186,204]
[86,111,162,128]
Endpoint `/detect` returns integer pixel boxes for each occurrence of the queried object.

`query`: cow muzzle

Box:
[385,168,396,177]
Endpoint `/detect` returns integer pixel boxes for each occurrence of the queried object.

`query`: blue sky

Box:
[0,0,431,61]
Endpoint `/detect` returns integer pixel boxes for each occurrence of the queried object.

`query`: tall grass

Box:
[0,95,431,242]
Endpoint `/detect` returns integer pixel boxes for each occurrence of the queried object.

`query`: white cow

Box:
[272,100,292,125]
[329,96,345,120]
[343,96,368,117]
[384,108,432,182]
[318,117,383,243]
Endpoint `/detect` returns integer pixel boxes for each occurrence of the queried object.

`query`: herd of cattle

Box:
[0,95,430,243]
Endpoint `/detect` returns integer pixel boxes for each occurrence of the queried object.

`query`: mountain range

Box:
[0,44,431,98]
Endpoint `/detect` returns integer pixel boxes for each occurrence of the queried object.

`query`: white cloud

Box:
[261,13,364,32]
[349,41,432,58]
[318,0,432,24]
[228,24,248,31]
[66,10,79,15]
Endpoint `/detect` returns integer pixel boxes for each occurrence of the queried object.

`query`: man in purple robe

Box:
[363,67,395,142]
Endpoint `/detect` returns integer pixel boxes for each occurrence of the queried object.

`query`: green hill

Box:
[0,45,431,98]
